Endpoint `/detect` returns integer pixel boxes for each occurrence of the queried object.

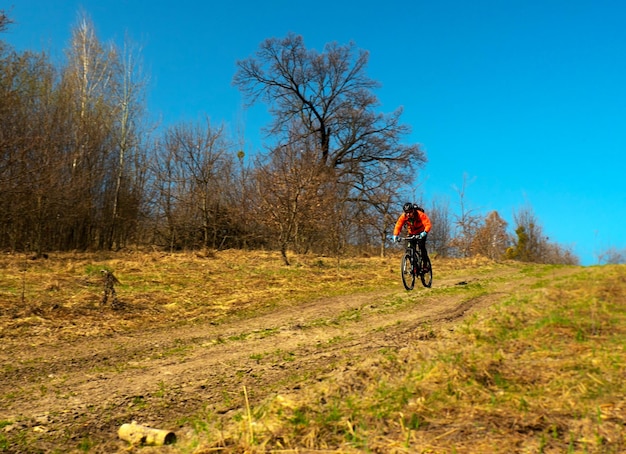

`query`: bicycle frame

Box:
[403,235,422,268]
[400,234,432,289]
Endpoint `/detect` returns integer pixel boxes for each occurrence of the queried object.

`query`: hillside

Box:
[0,251,624,453]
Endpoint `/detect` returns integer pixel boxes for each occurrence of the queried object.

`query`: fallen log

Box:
[118,422,176,446]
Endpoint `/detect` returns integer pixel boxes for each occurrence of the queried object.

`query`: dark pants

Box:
[419,238,430,267]
[411,237,430,267]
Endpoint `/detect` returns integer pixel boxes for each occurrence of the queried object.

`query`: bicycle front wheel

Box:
[420,256,433,288]
[401,251,415,290]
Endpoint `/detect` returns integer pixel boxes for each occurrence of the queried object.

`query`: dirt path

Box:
[0,265,576,452]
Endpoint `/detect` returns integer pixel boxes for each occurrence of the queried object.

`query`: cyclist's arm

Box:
[393,214,407,236]
[419,211,432,233]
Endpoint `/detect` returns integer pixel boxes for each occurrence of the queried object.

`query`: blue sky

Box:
[6,0,626,265]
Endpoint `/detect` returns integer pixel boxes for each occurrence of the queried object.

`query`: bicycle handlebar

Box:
[387,234,423,243]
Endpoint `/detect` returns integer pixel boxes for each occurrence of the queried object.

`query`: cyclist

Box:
[392,202,432,271]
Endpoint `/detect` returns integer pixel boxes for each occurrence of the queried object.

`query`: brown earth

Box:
[0,257,578,453]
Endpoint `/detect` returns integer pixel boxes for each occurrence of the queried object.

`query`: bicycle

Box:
[400,235,432,290]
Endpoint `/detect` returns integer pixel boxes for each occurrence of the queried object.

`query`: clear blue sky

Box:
[6,0,626,265]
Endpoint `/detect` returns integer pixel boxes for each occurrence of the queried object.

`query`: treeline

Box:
[0,11,578,265]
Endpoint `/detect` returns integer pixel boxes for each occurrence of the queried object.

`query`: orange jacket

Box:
[393,210,432,236]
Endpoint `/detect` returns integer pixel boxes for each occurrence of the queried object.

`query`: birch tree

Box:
[61,13,118,248]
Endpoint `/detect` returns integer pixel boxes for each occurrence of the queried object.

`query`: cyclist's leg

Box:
[418,238,430,270]
[411,239,421,272]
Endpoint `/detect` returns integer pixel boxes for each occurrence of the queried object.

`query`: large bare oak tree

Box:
[233,33,425,256]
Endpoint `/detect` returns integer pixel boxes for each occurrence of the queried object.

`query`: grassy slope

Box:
[184,262,626,453]
[0,251,624,453]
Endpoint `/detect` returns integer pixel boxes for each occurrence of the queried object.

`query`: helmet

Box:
[402,202,414,213]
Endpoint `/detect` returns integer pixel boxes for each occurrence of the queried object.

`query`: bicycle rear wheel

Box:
[420,256,433,288]
[401,251,415,290]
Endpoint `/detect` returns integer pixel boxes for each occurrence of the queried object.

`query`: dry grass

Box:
[191,265,626,453]
[0,249,397,343]
[1,251,624,453]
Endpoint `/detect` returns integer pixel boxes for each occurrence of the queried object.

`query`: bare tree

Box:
[233,34,425,241]
[542,242,579,265]
[64,14,116,170]
[471,211,510,260]
[252,139,331,265]
[0,49,59,253]
[451,174,482,257]
[216,149,257,249]
[597,246,626,265]
[106,35,149,249]
[151,118,235,250]
[356,182,400,258]
[0,8,11,81]
[59,12,120,249]
[0,9,12,35]
[426,197,453,257]
[0,10,146,253]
